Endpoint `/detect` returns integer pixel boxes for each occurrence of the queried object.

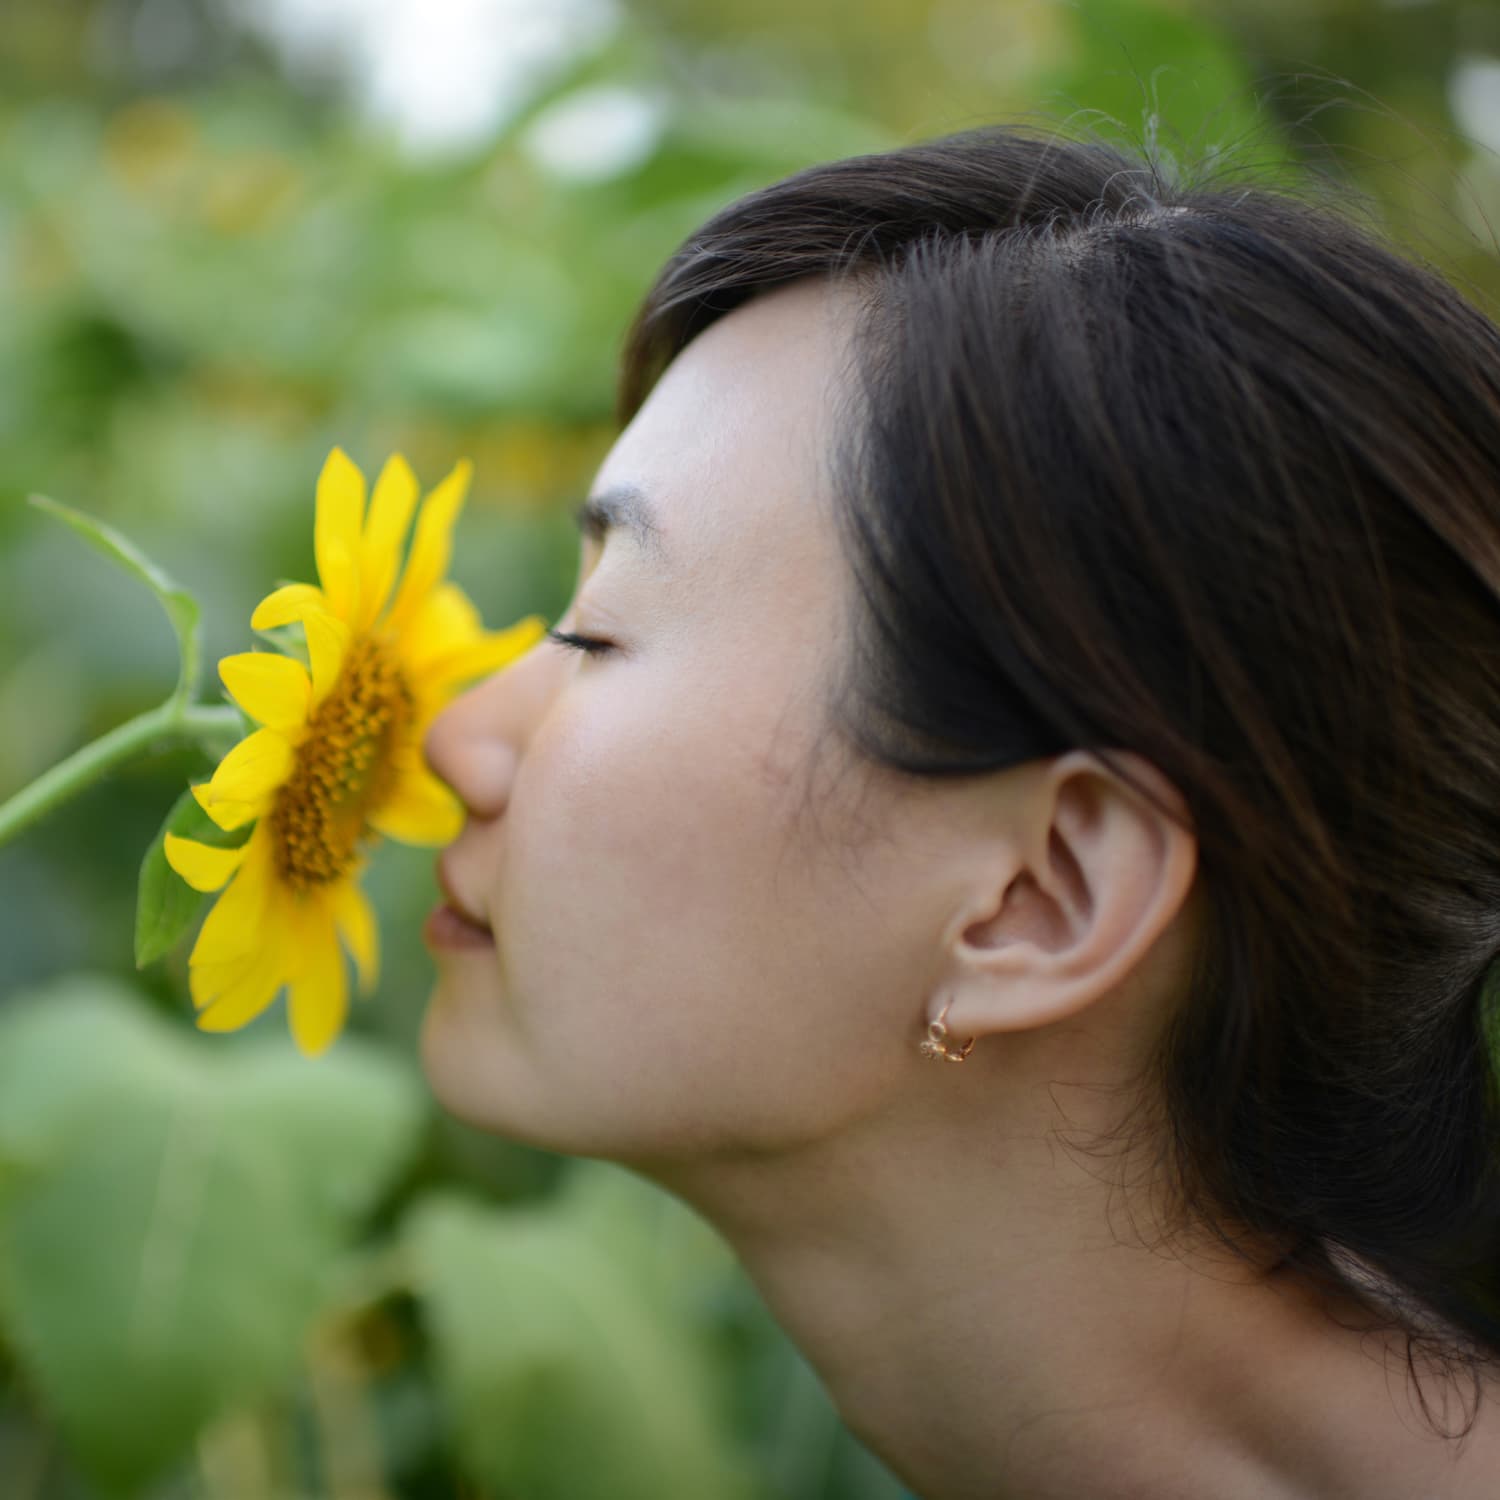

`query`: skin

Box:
[420,275,1500,1499]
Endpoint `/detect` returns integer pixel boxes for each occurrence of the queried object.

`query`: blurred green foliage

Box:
[0,0,1496,1495]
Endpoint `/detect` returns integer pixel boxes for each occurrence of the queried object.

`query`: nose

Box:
[423,640,558,820]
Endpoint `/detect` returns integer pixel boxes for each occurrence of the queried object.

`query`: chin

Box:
[417,992,580,1152]
[417,988,508,1130]
[416,986,719,1168]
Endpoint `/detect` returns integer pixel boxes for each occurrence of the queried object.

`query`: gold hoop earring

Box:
[918,996,976,1062]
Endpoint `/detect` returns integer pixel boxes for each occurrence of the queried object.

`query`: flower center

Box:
[270,635,414,892]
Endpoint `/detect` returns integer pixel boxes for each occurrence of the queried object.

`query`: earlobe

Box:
[931,750,1198,1044]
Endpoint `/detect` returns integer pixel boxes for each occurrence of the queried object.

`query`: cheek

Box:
[500,685,769,1008]
[502,671,833,1079]
[424,657,925,1157]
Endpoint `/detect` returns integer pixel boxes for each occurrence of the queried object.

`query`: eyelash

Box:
[545,627,614,656]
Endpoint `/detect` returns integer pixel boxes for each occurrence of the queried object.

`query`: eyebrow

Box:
[572,484,667,566]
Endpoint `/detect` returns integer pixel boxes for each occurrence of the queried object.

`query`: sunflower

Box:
[163,447,545,1056]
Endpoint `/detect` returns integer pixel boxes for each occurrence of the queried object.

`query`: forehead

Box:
[589,276,860,578]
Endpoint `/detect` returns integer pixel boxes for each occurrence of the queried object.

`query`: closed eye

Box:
[546,627,614,656]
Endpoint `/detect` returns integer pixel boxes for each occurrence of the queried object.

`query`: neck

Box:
[643,1079,1457,1500]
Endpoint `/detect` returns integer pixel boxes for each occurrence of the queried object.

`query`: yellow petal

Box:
[196,932,288,1033]
[400,581,483,668]
[331,877,380,996]
[287,909,349,1057]
[304,609,350,707]
[315,447,366,623]
[367,762,464,846]
[219,652,312,733]
[206,727,296,807]
[385,459,472,635]
[251,583,329,631]
[358,453,419,633]
[164,833,250,893]
[422,615,549,694]
[190,888,287,1010]
[188,825,275,969]
[191,780,263,832]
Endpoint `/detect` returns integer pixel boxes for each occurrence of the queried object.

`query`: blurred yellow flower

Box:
[164,448,545,1056]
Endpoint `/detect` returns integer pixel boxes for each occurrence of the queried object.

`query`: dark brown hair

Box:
[614,123,1500,1438]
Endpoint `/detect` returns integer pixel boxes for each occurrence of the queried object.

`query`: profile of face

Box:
[420,275,926,1168]
[419,272,1198,1175]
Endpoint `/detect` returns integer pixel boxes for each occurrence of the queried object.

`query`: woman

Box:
[419,124,1500,1497]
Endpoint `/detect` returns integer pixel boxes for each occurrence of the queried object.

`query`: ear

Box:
[930,750,1198,1045]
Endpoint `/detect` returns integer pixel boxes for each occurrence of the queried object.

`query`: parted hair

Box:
[613,122,1500,1438]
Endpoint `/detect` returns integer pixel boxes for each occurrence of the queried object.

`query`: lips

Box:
[435,852,491,934]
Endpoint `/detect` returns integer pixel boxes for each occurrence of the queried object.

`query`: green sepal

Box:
[134,786,252,970]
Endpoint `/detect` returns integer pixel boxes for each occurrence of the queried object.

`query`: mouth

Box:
[423,902,495,951]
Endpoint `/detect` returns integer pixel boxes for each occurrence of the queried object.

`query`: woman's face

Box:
[420,276,963,1169]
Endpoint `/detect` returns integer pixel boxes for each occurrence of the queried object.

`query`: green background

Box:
[1,1,1497,1495]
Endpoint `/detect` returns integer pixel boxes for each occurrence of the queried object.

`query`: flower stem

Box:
[0,702,244,849]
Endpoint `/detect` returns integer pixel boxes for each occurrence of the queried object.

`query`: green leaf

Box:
[27,492,202,705]
[551,1158,742,1324]
[134,785,250,970]
[404,1186,760,1500]
[0,974,174,1165]
[0,974,426,1494]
